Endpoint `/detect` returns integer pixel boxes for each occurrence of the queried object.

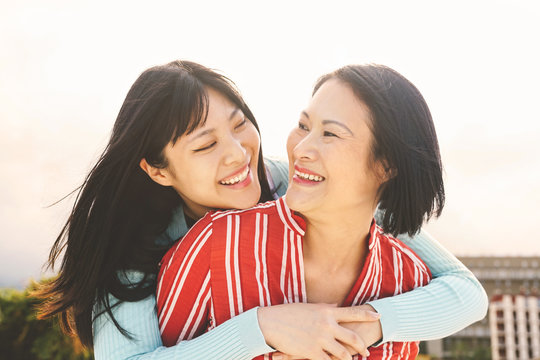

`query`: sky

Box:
[1,0,539,288]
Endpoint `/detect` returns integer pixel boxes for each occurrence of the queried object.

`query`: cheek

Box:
[331,145,365,183]
[177,154,217,189]
[286,132,299,180]
[245,123,261,150]
[286,130,299,158]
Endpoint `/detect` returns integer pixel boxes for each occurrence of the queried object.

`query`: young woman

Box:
[36,61,487,360]
[156,64,467,359]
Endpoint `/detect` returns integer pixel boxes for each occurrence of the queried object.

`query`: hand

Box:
[257,303,380,360]
[340,316,383,349]
[330,307,383,360]
[274,314,383,360]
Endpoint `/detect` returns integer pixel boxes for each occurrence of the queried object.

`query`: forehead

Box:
[178,88,242,143]
[307,78,371,130]
[207,87,236,115]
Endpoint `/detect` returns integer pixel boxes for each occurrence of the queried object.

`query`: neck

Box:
[180,193,211,221]
[302,204,376,272]
[183,205,203,222]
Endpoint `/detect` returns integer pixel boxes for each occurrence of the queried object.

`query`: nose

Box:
[223,133,247,166]
[292,131,318,162]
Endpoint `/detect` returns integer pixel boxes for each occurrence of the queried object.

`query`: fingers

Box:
[316,350,336,360]
[344,344,361,357]
[332,324,370,358]
[260,303,375,360]
[274,336,357,360]
[332,305,380,323]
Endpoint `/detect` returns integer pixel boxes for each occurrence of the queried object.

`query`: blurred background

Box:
[2,0,539,289]
[1,1,539,359]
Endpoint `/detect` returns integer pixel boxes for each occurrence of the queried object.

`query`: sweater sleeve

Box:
[93,295,272,360]
[367,229,489,343]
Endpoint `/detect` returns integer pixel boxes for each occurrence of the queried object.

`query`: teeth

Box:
[295,170,324,182]
[220,167,250,185]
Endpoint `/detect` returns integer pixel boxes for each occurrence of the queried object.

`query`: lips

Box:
[293,165,325,183]
[219,164,250,185]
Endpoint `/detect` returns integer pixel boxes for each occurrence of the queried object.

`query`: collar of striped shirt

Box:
[275,196,378,244]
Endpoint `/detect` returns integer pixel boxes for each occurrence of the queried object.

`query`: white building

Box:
[421,257,540,359]
[489,294,540,360]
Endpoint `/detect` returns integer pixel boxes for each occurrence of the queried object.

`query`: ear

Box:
[139,158,174,187]
[376,159,397,183]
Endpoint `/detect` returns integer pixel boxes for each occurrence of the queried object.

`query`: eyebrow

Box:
[301,111,354,135]
[188,108,242,143]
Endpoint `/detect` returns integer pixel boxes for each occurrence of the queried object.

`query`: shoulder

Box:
[209,200,281,225]
[164,201,281,259]
[377,225,409,252]
[159,213,214,277]
[205,201,284,249]
[157,214,214,309]
[377,226,430,272]
[375,227,432,291]
[156,204,189,246]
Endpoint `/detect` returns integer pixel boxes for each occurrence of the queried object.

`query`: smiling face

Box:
[160,87,261,218]
[285,78,386,219]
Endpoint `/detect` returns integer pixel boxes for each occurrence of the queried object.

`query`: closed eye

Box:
[323,131,338,137]
[193,142,216,152]
[235,118,247,130]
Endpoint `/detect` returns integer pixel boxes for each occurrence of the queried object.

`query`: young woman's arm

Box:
[92,227,487,360]
[93,290,378,360]
[93,294,273,360]
[366,229,489,343]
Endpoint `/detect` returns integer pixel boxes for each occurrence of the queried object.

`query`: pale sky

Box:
[1,0,539,288]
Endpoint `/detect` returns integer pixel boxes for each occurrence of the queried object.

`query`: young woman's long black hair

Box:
[34,60,274,347]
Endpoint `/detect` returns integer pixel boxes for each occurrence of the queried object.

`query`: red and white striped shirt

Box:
[157,197,431,359]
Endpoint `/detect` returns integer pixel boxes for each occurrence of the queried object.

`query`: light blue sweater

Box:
[93,158,488,359]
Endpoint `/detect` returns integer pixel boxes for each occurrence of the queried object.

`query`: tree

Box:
[0,281,93,360]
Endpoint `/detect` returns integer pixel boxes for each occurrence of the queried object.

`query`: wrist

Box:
[367,298,397,344]
[340,305,383,348]
[256,306,278,350]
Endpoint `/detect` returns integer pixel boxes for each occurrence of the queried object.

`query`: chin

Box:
[235,202,258,210]
[287,189,324,214]
[284,193,306,213]
[235,192,261,210]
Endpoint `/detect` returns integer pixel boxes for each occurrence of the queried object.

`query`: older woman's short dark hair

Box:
[314,64,445,236]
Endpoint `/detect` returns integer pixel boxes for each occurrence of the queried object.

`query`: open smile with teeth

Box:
[295,170,324,182]
[220,167,250,185]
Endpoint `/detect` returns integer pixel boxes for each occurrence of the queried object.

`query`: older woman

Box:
[157,64,476,359]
